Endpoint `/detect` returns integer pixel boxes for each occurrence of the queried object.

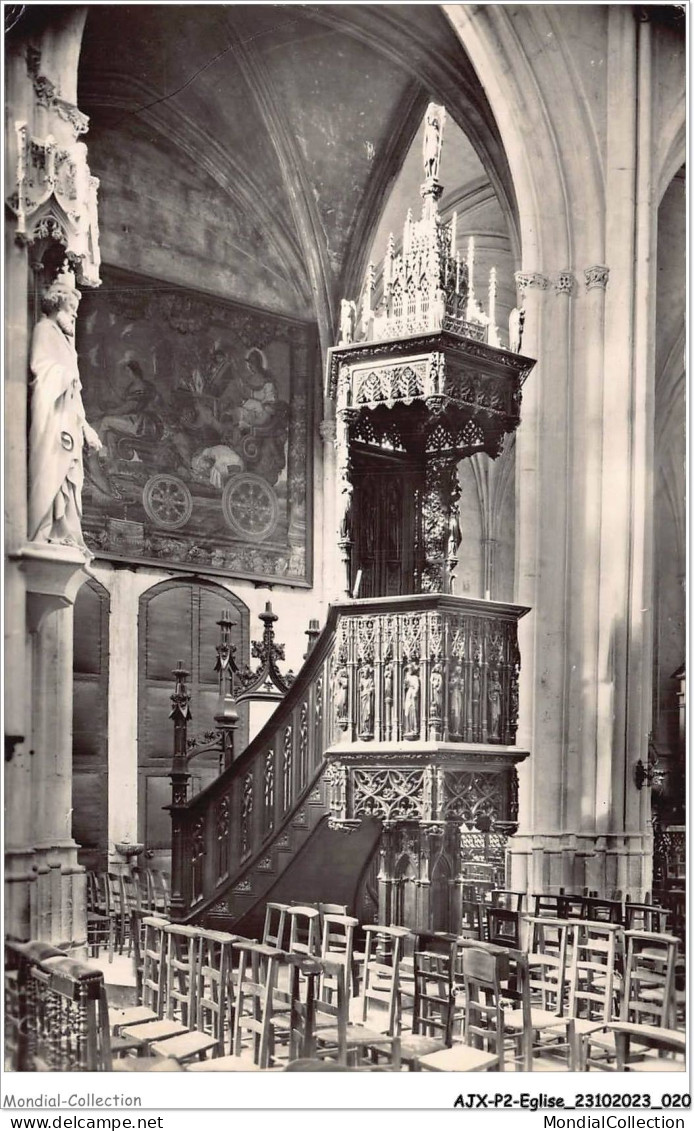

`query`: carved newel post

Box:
[214,610,240,772]
[168,661,192,922]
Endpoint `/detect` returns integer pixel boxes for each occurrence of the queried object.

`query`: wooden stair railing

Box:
[172,605,341,924]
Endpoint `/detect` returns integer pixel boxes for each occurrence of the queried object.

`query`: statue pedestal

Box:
[6,542,91,949]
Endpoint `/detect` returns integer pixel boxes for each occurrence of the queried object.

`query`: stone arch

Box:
[443,4,605,272]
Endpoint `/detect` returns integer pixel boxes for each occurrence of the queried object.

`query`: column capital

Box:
[584,264,610,290]
[11,542,92,631]
[554,271,576,297]
[514,270,550,295]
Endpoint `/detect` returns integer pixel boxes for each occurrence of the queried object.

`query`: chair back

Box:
[525,917,570,1016]
[141,915,169,1014]
[484,905,521,949]
[232,940,288,1068]
[583,896,624,924]
[462,947,508,1065]
[163,924,199,1027]
[566,921,620,1024]
[361,925,411,1035]
[621,930,678,1029]
[287,905,321,957]
[624,899,670,933]
[262,902,290,949]
[412,936,457,1047]
[195,928,238,1057]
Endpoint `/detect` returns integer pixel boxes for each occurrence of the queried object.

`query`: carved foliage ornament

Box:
[584,265,610,290]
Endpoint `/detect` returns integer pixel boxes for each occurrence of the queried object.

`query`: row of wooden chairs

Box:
[87,870,170,960]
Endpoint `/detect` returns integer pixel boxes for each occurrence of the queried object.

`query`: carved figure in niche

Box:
[339,299,357,345]
[423,105,444,181]
[471,664,481,730]
[358,665,375,738]
[509,306,525,353]
[334,665,349,729]
[403,662,421,739]
[488,670,502,739]
[430,662,443,719]
[449,662,464,736]
[29,275,103,550]
[383,660,394,738]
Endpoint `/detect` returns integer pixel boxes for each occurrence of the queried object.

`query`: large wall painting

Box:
[77,269,315,585]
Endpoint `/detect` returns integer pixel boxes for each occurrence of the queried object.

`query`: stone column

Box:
[107,569,141,860]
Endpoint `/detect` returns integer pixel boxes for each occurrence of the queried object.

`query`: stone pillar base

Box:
[507,831,653,899]
[32,844,86,952]
[4,848,37,942]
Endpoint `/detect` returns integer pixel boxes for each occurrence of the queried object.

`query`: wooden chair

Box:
[309,957,401,1069]
[564,921,622,1070]
[151,928,238,1065]
[86,872,113,960]
[232,940,288,1068]
[109,915,168,1036]
[287,905,321,957]
[106,872,129,955]
[30,955,113,1071]
[360,925,411,1037]
[532,892,563,918]
[621,930,679,1029]
[400,934,457,1069]
[262,902,290,950]
[460,946,507,1070]
[624,899,670,933]
[319,913,358,1002]
[608,1022,686,1072]
[483,905,521,950]
[583,895,624,924]
[502,921,573,1069]
[120,922,194,1048]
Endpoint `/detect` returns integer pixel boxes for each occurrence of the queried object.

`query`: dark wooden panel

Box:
[145,587,193,679]
[73,681,107,764]
[73,771,108,852]
[73,583,105,675]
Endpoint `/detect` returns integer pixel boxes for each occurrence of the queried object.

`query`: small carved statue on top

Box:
[339,299,357,345]
[28,271,102,550]
[423,103,445,181]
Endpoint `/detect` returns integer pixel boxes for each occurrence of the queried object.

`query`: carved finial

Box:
[304,618,321,660]
[170,661,192,722]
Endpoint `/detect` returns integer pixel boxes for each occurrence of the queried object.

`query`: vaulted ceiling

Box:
[77,4,517,342]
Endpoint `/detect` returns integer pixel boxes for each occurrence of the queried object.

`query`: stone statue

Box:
[509,306,525,353]
[423,104,445,181]
[488,669,502,738]
[334,665,349,728]
[403,662,420,738]
[339,299,357,345]
[383,660,394,737]
[358,664,374,738]
[449,662,464,735]
[28,275,102,550]
[430,662,443,719]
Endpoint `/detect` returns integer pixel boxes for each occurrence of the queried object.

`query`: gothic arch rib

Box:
[221,14,335,356]
[79,73,310,306]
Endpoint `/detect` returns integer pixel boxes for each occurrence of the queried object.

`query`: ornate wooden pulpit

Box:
[323,104,536,931]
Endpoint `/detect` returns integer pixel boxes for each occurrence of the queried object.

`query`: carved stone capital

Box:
[319,419,337,444]
[554,271,576,297]
[11,542,92,632]
[584,265,610,291]
[514,271,550,296]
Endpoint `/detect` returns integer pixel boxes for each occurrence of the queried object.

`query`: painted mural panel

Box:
[77,269,314,584]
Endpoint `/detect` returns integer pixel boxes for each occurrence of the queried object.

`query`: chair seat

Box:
[625,1057,686,1072]
[504,1008,567,1032]
[418,1045,498,1072]
[400,1034,447,1060]
[187,1055,261,1072]
[109,1005,157,1033]
[150,1031,219,1062]
[122,1019,188,1043]
[110,1034,145,1057]
[113,1056,183,1072]
[317,1024,394,1048]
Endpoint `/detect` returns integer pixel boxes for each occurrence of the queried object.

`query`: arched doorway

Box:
[137,579,249,871]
